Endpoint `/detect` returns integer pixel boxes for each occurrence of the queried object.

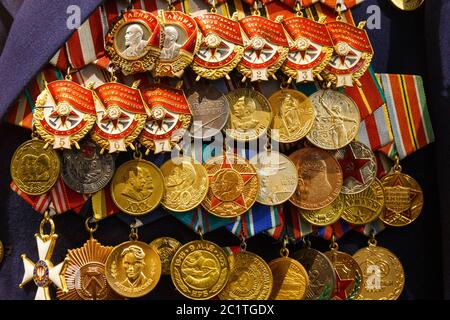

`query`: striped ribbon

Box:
[378,74,434,160]
[265,203,313,241]
[315,220,353,240]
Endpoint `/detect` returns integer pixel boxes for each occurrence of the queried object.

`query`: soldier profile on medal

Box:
[213,170,242,201]
[20,154,50,182]
[279,94,301,133]
[297,157,332,202]
[161,25,183,60]
[231,96,260,131]
[121,166,153,202]
[120,23,149,59]
[120,245,148,288]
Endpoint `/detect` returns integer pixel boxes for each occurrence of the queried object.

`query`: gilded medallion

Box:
[379,171,423,227]
[0,240,4,266]
[57,238,123,300]
[341,178,385,225]
[353,244,405,300]
[298,194,345,227]
[160,156,208,212]
[110,159,164,216]
[268,257,309,300]
[390,0,424,11]
[306,90,360,150]
[10,139,60,195]
[250,150,298,206]
[105,240,161,298]
[201,153,259,218]
[170,240,229,300]
[268,89,315,143]
[225,88,272,142]
[149,237,182,276]
[289,147,343,210]
[219,251,273,300]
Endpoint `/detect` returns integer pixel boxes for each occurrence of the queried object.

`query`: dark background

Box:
[0,0,448,300]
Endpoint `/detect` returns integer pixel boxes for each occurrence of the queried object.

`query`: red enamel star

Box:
[147,106,175,132]
[338,147,370,184]
[245,41,272,60]
[334,272,353,300]
[49,108,78,128]
[209,156,255,209]
[101,107,129,130]
[338,50,357,67]
[290,43,317,63]
[200,40,229,61]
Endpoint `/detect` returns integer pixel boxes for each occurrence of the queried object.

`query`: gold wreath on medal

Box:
[34,80,96,149]
[153,10,202,78]
[237,15,289,82]
[138,84,192,154]
[91,82,147,153]
[192,12,244,80]
[105,9,164,75]
[321,21,373,87]
[281,16,333,83]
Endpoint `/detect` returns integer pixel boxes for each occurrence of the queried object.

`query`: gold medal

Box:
[268,89,315,143]
[353,239,405,300]
[225,88,272,142]
[324,240,363,300]
[379,160,424,227]
[19,212,68,300]
[10,139,60,195]
[149,237,182,275]
[171,239,229,300]
[306,90,360,150]
[299,194,345,227]
[110,158,164,216]
[219,251,273,300]
[268,240,309,300]
[341,179,385,225]
[34,75,96,149]
[105,9,163,75]
[106,238,161,298]
[0,240,4,266]
[250,150,298,206]
[160,156,208,212]
[289,147,343,210]
[201,153,259,218]
[390,0,424,11]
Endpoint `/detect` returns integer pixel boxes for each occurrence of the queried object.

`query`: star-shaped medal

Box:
[101,105,130,130]
[338,147,370,184]
[19,234,68,300]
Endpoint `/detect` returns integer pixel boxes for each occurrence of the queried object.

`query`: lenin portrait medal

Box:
[105,9,163,75]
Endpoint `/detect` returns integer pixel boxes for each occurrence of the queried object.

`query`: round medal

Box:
[299,194,345,227]
[332,141,377,194]
[186,84,230,140]
[306,90,360,150]
[201,153,259,218]
[170,240,229,300]
[160,156,208,212]
[289,147,343,210]
[250,150,298,206]
[341,178,385,225]
[379,171,424,227]
[105,240,161,298]
[268,257,309,300]
[390,0,424,11]
[62,141,115,194]
[268,89,315,143]
[0,240,4,266]
[149,237,182,276]
[224,88,272,142]
[218,251,273,300]
[293,248,336,300]
[353,243,405,300]
[110,159,164,216]
[10,139,60,195]
[57,238,123,300]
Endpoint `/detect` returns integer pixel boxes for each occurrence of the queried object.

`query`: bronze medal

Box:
[268,89,315,144]
[110,159,164,216]
[289,147,343,210]
[10,139,60,195]
[149,237,182,275]
[34,79,96,149]
[353,240,405,300]
[105,9,163,75]
[171,240,229,300]
[106,240,161,298]
[219,251,273,300]
[201,153,259,218]
[390,0,424,11]
[299,194,345,227]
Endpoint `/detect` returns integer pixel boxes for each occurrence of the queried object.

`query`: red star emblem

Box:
[199,40,229,61]
[101,108,130,130]
[338,50,357,67]
[338,147,370,184]
[290,43,317,62]
[334,272,353,300]
[49,109,78,128]
[244,43,272,60]
[209,156,255,209]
